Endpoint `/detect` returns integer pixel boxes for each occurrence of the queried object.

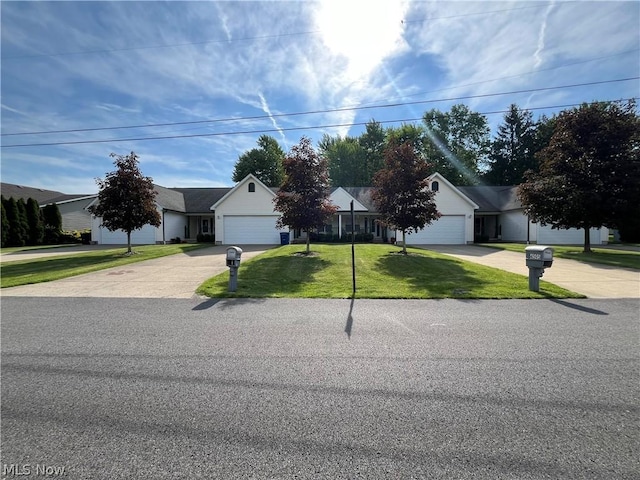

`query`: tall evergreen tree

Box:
[318,134,367,186]
[274,137,337,254]
[42,203,62,244]
[1,196,10,247]
[5,197,26,247]
[484,104,536,185]
[15,198,30,246]
[26,197,44,245]
[89,152,161,254]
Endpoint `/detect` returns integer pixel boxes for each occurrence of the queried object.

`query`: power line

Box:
[3,99,637,149]
[3,77,636,138]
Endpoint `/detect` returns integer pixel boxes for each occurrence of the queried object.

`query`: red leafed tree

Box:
[372,139,440,254]
[89,152,161,254]
[274,137,337,254]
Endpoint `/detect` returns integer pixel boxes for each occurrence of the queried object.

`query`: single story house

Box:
[20,173,607,246]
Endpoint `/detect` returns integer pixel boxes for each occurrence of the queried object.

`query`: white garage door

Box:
[224,215,284,245]
[404,215,465,244]
[100,224,156,245]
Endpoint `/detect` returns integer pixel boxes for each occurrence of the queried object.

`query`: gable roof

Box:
[329,187,368,212]
[153,184,186,212]
[427,172,479,209]
[210,174,275,210]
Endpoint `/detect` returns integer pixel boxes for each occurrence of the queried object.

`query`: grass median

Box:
[480,243,640,270]
[197,244,582,299]
[1,244,208,288]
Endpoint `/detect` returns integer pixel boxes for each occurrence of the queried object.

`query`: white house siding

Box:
[500,210,530,242]
[161,211,188,242]
[536,225,606,245]
[92,206,189,244]
[57,197,95,231]
[213,177,285,245]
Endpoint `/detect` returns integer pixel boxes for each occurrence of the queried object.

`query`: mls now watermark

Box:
[2,464,67,477]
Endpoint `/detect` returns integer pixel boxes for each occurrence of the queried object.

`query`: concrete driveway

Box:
[1,245,273,298]
[419,245,640,299]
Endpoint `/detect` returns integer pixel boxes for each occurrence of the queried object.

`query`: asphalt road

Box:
[1,297,638,479]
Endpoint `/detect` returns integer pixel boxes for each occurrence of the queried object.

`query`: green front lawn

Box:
[1,244,207,288]
[197,244,581,299]
[481,243,640,270]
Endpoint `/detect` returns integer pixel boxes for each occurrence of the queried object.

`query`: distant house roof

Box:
[172,187,231,213]
[339,187,378,211]
[458,185,521,213]
[1,183,68,204]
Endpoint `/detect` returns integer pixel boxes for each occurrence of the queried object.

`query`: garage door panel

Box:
[224,216,284,245]
[405,215,465,244]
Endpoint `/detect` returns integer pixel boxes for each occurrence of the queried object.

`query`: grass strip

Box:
[197,244,582,299]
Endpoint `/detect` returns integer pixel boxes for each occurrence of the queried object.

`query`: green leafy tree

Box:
[518,100,639,252]
[89,152,161,254]
[422,104,490,185]
[1,196,10,247]
[232,135,285,186]
[484,104,537,185]
[42,203,62,244]
[358,119,386,182]
[318,134,367,186]
[274,137,337,254]
[372,139,440,254]
[4,197,26,246]
[26,197,44,245]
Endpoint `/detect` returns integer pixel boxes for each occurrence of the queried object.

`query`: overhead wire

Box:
[3,77,637,139]
[2,98,637,149]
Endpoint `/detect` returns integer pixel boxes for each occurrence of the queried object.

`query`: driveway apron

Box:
[1,245,272,298]
[417,245,640,299]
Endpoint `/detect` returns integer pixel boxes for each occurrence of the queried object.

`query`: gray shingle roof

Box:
[154,184,186,212]
[458,185,522,213]
[171,188,231,213]
[338,187,378,211]
[1,183,68,204]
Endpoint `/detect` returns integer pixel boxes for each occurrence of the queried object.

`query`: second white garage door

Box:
[223,215,285,245]
[404,215,465,245]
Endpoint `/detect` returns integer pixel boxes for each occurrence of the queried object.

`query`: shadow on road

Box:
[549,299,609,316]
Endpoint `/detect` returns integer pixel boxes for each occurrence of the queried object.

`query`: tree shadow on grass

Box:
[220,253,331,297]
[375,251,484,298]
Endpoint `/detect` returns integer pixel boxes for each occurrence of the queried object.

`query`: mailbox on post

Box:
[226,246,243,292]
[525,245,553,292]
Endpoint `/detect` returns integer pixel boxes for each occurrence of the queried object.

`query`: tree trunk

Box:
[306,230,310,254]
[583,227,591,253]
[127,230,132,254]
[402,230,407,254]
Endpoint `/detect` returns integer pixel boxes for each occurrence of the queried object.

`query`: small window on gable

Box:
[431,181,439,192]
[248,182,256,192]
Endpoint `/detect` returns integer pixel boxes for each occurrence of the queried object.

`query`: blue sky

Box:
[1,1,638,193]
